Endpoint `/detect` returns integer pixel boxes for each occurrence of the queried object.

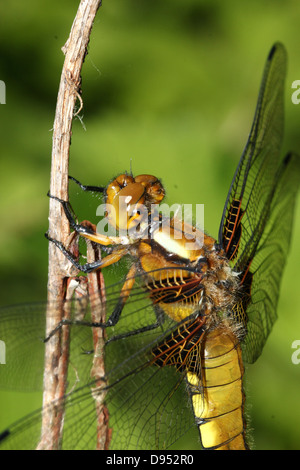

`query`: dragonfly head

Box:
[105,174,165,234]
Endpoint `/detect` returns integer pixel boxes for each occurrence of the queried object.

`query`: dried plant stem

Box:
[38,0,102,450]
[86,234,111,450]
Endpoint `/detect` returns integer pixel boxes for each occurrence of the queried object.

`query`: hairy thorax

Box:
[129,217,240,328]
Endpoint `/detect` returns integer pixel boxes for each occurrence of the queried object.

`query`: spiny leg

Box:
[105,267,165,344]
[47,192,126,246]
[69,175,105,193]
[46,190,148,343]
[45,232,128,273]
[44,265,137,341]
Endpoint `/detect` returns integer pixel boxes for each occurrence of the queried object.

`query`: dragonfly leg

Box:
[43,300,125,342]
[105,319,162,344]
[43,317,108,342]
[48,192,126,246]
[44,264,138,341]
[45,232,128,273]
[69,175,105,193]
[44,300,162,344]
[103,264,137,326]
[106,265,165,343]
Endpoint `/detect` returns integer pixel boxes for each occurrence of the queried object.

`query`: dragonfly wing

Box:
[0,303,49,391]
[0,280,199,450]
[219,43,286,265]
[241,153,300,362]
[218,43,300,361]
[0,302,99,392]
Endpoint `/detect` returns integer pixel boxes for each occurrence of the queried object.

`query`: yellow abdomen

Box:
[187,325,248,450]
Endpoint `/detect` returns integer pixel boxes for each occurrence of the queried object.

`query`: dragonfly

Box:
[0,42,299,450]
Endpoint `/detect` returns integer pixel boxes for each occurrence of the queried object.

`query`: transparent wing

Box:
[219,43,300,361]
[0,271,200,450]
[219,43,286,269]
[241,153,300,362]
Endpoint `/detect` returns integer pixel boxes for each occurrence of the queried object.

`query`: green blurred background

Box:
[0,0,300,450]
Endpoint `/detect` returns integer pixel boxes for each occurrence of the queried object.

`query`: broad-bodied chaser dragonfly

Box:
[0,42,299,450]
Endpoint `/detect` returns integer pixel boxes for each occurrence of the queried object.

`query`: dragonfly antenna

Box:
[129,159,133,177]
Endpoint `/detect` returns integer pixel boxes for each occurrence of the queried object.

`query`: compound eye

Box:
[107,183,146,231]
[134,175,165,205]
[115,174,134,188]
[147,182,165,204]
[134,174,158,185]
[106,174,135,206]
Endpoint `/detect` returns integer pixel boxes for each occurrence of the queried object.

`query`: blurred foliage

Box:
[0,0,300,450]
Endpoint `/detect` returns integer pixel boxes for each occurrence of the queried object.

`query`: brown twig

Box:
[38,0,102,450]
[85,224,111,450]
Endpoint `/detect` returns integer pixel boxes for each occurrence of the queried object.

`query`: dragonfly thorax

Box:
[137,221,239,326]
